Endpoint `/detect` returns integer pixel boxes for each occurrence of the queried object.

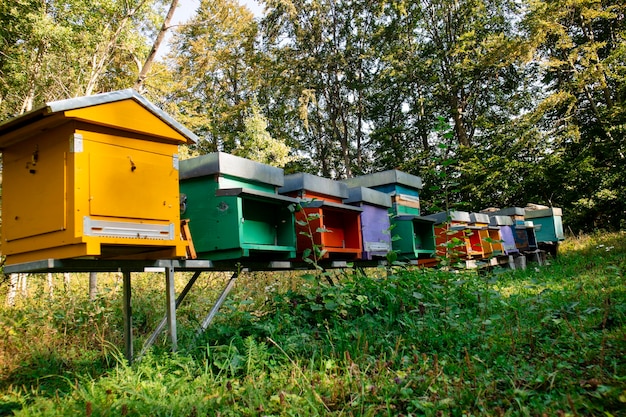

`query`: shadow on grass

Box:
[0,348,115,415]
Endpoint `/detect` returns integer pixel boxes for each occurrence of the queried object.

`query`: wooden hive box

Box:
[342,170,422,216]
[426,211,476,259]
[279,173,362,260]
[179,152,298,261]
[391,215,437,262]
[491,207,538,252]
[524,207,564,244]
[468,212,495,258]
[344,187,392,260]
[342,170,436,261]
[487,215,519,255]
[0,89,195,265]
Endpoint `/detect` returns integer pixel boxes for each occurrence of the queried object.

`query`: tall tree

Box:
[261,0,376,177]
[521,0,626,230]
[371,0,525,152]
[166,0,260,153]
[0,0,163,119]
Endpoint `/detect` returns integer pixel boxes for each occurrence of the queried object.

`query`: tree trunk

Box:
[450,93,470,147]
[84,0,151,95]
[63,273,71,293]
[19,274,28,298]
[20,45,45,114]
[47,273,54,299]
[6,274,18,306]
[134,0,180,92]
[89,272,98,301]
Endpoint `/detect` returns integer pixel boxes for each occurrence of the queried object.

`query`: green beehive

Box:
[391,215,437,261]
[524,207,564,243]
[524,206,564,257]
[179,152,298,261]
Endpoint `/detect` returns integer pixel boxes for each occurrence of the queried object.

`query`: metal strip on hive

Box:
[83,217,174,240]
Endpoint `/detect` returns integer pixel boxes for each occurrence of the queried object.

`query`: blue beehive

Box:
[487,215,519,255]
[524,207,564,243]
[491,207,538,252]
[344,187,393,260]
[342,170,436,261]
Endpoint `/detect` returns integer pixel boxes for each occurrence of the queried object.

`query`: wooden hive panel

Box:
[0,90,195,265]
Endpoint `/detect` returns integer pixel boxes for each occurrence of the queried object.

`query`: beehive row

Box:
[0,90,564,267]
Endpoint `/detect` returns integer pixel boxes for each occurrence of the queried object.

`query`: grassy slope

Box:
[0,233,624,416]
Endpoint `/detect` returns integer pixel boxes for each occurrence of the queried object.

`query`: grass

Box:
[0,232,625,416]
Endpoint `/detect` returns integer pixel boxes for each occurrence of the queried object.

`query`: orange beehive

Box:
[0,89,196,265]
[279,173,363,260]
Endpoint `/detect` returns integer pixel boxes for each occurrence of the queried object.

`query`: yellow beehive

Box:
[0,89,197,265]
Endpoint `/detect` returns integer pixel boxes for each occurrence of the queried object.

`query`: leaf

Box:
[325,301,338,310]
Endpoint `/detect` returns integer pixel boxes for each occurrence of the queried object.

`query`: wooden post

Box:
[47,273,54,299]
[6,274,17,306]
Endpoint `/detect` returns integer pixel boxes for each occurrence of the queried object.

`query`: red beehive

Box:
[279,173,362,261]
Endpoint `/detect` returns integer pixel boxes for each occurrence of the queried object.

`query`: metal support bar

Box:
[198,271,239,333]
[165,264,177,352]
[122,271,133,363]
[139,271,203,359]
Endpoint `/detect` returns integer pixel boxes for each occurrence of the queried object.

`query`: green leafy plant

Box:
[1,233,625,416]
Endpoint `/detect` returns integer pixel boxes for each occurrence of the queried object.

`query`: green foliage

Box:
[1,234,625,416]
[232,101,297,168]
[164,0,260,154]
[0,0,163,119]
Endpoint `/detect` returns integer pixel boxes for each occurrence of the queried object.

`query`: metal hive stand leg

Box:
[122,271,133,363]
[198,271,239,333]
[165,264,177,352]
[138,270,203,360]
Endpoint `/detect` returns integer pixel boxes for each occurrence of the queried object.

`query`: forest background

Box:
[1,0,625,233]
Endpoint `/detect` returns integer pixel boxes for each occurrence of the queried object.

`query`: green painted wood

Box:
[180,172,297,261]
[219,174,276,193]
[390,216,436,260]
[392,204,420,216]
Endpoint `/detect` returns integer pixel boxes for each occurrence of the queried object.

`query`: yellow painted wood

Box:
[64,100,189,144]
[4,239,187,264]
[0,113,67,148]
[86,134,178,221]
[2,127,70,241]
[0,95,192,266]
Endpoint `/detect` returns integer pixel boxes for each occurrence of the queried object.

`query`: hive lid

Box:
[489,215,514,226]
[0,89,198,148]
[492,207,526,216]
[524,207,562,218]
[342,170,423,190]
[424,210,471,224]
[279,173,348,198]
[180,152,284,186]
[301,199,363,212]
[470,212,490,224]
[344,187,392,208]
